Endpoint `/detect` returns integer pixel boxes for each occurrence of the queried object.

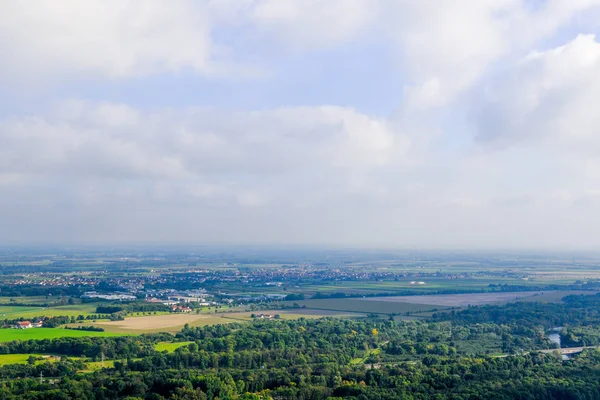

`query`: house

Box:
[172,305,192,313]
[146,298,177,306]
[168,296,206,303]
[32,320,43,328]
[254,314,274,319]
[15,321,32,329]
[266,294,287,300]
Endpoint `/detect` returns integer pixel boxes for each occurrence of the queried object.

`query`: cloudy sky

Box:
[2,0,600,249]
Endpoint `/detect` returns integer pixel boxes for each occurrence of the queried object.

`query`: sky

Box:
[2,0,600,249]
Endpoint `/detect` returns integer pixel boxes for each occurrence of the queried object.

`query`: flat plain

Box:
[363,291,546,307]
[0,303,103,319]
[92,309,364,333]
[0,328,123,342]
[294,298,442,314]
[293,290,597,314]
[364,290,597,307]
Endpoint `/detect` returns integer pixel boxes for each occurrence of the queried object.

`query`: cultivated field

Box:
[363,291,546,307]
[293,290,597,315]
[219,309,365,323]
[513,290,597,303]
[0,303,104,320]
[0,354,60,365]
[295,298,441,314]
[0,306,45,317]
[94,314,213,333]
[363,290,596,307]
[93,309,363,333]
[0,328,123,342]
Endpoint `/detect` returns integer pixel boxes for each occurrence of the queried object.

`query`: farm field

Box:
[94,313,229,333]
[0,303,102,320]
[0,296,54,305]
[0,301,111,321]
[294,298,441,314]
[294,276,572,297]
[219,309,365,323]
[0,354,60,365]
[92,309,364,333]
[0,305,45,317]
[293,290,597,315]
[0,328,124,342]
[513,290,598,303]
[363,291,547,307]
[363,290,597,307]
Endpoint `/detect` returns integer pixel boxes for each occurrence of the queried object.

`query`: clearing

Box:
[154,341,194,352]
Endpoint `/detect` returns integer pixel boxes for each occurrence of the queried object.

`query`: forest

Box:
[1,293,600,399]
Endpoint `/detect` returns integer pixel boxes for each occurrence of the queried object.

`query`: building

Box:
[254,314,274,319]
[15,321,32,329]
[172,305,192,313]
[168,296,206,303]
[82,292,137,301]
[146,298,177,306]
[266,294,287,300]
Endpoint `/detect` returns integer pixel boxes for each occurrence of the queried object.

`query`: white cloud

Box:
[0,99,404,185]
[381,0,600,104]
[2,0,598,89]
[2,1,600,248]
[1,0,214,78]
[247,0,375,50]
[474,34,600,149]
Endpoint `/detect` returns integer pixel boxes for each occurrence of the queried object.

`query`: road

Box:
[540,345,600,355]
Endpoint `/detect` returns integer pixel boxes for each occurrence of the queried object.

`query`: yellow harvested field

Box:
[95,314,219,332]
[91,308,363,333]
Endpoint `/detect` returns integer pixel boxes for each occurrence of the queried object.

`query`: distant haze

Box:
[2,1,600,249]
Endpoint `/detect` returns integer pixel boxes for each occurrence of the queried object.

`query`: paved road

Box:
[540,345,599,355]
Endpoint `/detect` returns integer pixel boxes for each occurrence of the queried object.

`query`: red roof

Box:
[17,321,31,326]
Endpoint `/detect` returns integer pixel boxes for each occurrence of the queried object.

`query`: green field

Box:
[0,328,124,342]
[154,341,194,352]
[0,305,45,317]
[0,353,60,365]
[77,309,364,334]
[0,303,103,320]
[0,296,59,304]
[80,360,116,372]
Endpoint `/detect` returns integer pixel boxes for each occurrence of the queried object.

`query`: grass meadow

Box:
[154,342,194,352]
[0,328,124,342]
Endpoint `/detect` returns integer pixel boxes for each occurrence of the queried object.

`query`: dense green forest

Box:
[3,294,600,398]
